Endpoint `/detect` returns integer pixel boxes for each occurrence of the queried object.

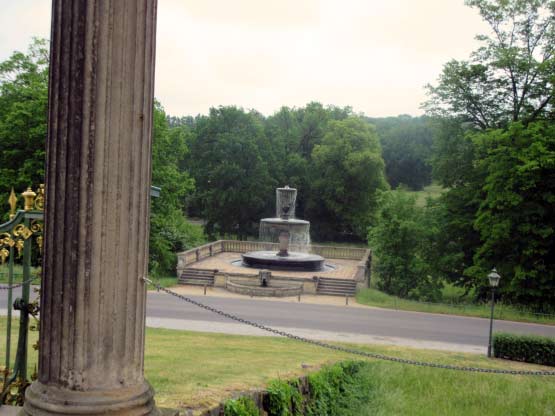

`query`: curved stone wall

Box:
[226,279,303,297]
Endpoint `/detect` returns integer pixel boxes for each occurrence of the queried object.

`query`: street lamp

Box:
[487,268,501,358]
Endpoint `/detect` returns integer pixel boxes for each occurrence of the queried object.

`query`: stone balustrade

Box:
[177,240,371,288]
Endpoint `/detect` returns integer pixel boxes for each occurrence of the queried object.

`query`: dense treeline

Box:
[367,115,433,191]
[186,104,389,241]
[184,108,432,241]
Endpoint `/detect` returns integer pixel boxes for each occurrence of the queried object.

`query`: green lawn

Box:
[0,265,40,284]
[412,183,445,207]
[148,275,180,289]
[0,266,177,289]
[356,287,555,325]
[2,317,555,414]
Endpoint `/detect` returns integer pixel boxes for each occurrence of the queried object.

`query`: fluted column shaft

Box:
[23,1,158,414]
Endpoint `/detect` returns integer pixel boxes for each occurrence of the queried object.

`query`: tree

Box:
[188,106,275,238]
[425,0,555,128]
[369,115,433,190]
[424,0,555,307]
[0,38,48,216]
[470,121,555,309]
[149,102,205,275]
[369,190,442,300]
[308,117,387,240]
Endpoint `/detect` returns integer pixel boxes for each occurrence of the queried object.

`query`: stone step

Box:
[318,281,357,287]
[318,289,356,296]
[179,268,215,286]
[183,269,215,276]
[317,278,357,296]
[319,277,354,283]
[183,279,212,284]
[318,283,356,288]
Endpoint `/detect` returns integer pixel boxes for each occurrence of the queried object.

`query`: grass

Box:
[0,265,41,284]
[148,275,179,289]
[349,360,555,416]
[2,316,555,414]
[356,287,555,325]
[0,266,177,289]
[411,183,445,207]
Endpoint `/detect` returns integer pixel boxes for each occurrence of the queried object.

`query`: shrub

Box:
[493,332,555,366]
[226,362,374,416]
[223,396,260,416]
[266,379,303,416]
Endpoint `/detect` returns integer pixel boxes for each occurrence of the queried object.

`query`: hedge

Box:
[222,361,373,416]
[493,332,555,367]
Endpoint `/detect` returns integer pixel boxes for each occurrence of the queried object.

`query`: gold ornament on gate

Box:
[34,184,45,210]
[0,248,9,264]
[21,187,36,211]
[8,188,18,219]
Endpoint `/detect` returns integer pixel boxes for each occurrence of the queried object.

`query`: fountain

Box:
[242,186,325,271]
[258,186,311,249]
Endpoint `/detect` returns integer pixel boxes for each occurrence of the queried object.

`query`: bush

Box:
[493,332,555,366]
[224,396,260,416]
[266,379,303,416]
[264,361,372,416]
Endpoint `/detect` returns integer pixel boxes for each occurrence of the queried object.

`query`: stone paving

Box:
[188,252,360,280]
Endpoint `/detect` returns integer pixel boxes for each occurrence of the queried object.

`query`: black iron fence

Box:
[0,186,44,406]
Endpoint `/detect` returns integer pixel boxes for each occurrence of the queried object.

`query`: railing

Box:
[177,240,371,272]
[1,186,44,406]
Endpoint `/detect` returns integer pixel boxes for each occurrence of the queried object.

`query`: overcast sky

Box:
[0,0,488,118]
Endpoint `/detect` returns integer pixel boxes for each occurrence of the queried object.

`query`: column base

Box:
[20,381,159,415]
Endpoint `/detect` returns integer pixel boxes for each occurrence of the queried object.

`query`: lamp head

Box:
[488,268,501,288]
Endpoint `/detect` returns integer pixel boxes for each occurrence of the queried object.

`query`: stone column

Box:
[23,1,158,414]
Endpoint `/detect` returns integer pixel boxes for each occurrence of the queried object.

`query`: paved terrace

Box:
[189,251,361,279]
[177,240,372,284]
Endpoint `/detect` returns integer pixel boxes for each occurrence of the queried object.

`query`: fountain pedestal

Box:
[243,186,325,272]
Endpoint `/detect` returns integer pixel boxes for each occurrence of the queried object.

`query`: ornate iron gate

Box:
[0,186,44,405]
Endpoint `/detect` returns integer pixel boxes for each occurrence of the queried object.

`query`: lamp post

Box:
[487,268,501,358]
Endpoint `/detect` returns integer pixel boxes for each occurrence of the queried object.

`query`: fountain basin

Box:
[226,278,303,297]
[259,218,310,249]
[242,250,325,271]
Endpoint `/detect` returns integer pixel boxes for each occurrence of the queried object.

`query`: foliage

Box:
[186,103,369,242]
[0,39,203,276]
[308,117,387,240]
[266,379,303,416]
[150,102,205,275]
[493,332,555,366]
[369,115,433,190]
[188,106,275,239]
[470,121,555,308]
[423,0,555,307]
[424,0,555,128]
[264,362,373,416]
[305,362,367,416]
[224,396,261,416]
[368,189,442,300]
[0,38,48,219]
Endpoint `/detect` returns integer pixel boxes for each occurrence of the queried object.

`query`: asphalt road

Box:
[2,287,555,352]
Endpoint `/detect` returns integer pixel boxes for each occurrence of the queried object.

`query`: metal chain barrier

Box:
[143,277,555,376]
[0,276,39,290]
